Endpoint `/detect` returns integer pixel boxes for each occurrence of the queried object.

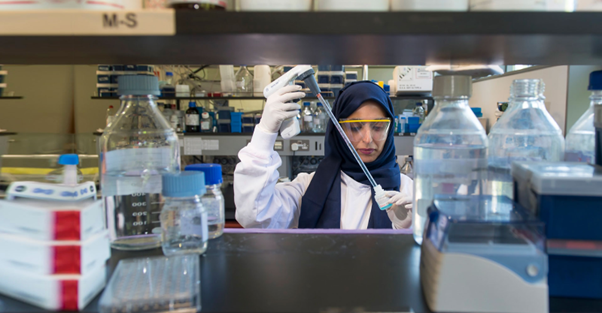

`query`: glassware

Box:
[565,71,601,163]
[100,75,180,250]
[185,101,200,133]
[312,102,327,133]
[487,79,565,199]
[185,163,225,239]
[413,75,488,245]
[235,65,253,97]
[413,102,426,123]
[160,172,208,256]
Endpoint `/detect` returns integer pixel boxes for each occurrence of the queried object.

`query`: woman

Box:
[234,81,413,229]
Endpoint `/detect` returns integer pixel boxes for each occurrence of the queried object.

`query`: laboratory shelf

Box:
[1,12,602,64]
[0,97,23,100]
[91,96,431,101]
[0,232,600,313]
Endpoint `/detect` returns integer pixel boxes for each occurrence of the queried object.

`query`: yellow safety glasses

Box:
[338,118,391,142]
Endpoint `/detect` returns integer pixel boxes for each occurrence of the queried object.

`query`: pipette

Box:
[298,69,392,210]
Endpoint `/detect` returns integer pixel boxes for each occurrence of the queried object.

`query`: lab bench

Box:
[1,230,601,313]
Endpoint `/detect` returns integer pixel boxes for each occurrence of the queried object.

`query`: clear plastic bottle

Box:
[413,75,488,245]
[312,102,327,133]
[302,102,314,133]
[100,75,180,251]
[565,71,600,163]
[235,65,253,97]
[487,79,565,199]
[201,112,212,132]
[160,172,208,256]
[185,163,225,239]
[106,105,118,126]
[413,102,425,123]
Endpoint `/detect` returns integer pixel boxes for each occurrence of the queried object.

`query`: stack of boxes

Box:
[316,65,346,98]
[0,155,110,310]
[97,64,155,98]
[231,112,243,133]
[242,113,255,133]
[512,162,602,299]
[345,71,358,87]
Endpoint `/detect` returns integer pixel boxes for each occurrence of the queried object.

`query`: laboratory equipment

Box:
[239,0,312,11]
[235,65,253,97]
[296,67,393,211]
[315,0,389,11]
[219,65,236,97]
[400,156,413,179]
[106,105,117,126]
[201,112,212,132]
[185,163,225,239]
[99,255,201,313]
[176,84,190,97]
[512,161,602,298]
[312,102,327,133]
[565,70,600,163]
[413,102,425,123]
[161,72,175,97]
[100,75,180,251]
[263,65,314,139]
[487,79,564,199]
[185,101,200,133]
[421,195,548,313]
[231,112,243,133]
[160,172,208,256]
[301,102,314,133]
[394,66,433,96]
[413,75,488,245]
[470,0,547,11]
[169,0,226,10]
[391,0,468,11]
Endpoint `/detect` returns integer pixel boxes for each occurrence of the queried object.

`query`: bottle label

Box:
[180,210,208,240]
[186,114,200,126]
[201,121,211,130]
[304,116,313,122]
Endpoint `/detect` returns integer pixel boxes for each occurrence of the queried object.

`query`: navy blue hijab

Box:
[299,81,401,229]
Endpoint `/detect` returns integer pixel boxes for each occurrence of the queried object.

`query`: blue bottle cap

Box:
[589,70,602,90]
[317,102,323,106]
[185,164,223,185]
[162,172,206,198]
[166,72,173,76]
[303,102,311,106]
[118,75,160,96]
[416,103,422,106]
[58,154,79,165]
[189,102,196,108]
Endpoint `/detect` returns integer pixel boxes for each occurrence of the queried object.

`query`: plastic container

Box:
[413,75,488,245]
[391,0,469,11]
[547,239,602,299]
[99,255,200,313]
[512,161,602,241]
[235,65,253,97]
[565,71,600,163]
[160,172,208,256]
[176,84,190,97]
[100,75,180,251]
[487,79,564,200]
[231,112,243,133]
[253,65,271,97]
[239,0,311,11]
[547,0,575,11]
[185,164,225,239]
[470,0,547,11]
[315,0,389,11]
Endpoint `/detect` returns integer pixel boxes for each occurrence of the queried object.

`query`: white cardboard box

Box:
[0,199,105,241]
[394,66,433,96]
[0,264,106,311]
[0,231,110,275]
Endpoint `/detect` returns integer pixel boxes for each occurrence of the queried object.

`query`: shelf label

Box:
[184,137,204,156]
[0,10,175,35]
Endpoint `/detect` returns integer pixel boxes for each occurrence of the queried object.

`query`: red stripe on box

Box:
[53,245,81,274]
[54,211,81,241]
[86,0,124,8]
[60,280,79,311]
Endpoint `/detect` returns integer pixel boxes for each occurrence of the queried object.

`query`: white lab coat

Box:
[234,127,414,229]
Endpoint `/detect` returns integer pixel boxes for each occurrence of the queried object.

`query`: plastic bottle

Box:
[201,112,212,132]
[312,102,327,133]
[185,101,200,133]
[162,72,176,97]
[565,71,600,163]
[163,103,173,121]
[168,0,226,10]
[46,154,84,185]
[413,75,488,245]
[185,164,225,239]
[413,102,425,123]
[235,65,253,97]
[302,102,314,133]
[487,79,565,199]
[160,172,208,256]
[100,75,180,251]
[106,105,118,126]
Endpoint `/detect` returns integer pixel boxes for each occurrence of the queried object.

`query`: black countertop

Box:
[1,231,602,313]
